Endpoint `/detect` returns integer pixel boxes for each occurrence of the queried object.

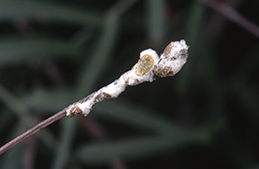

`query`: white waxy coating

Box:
[155,40,189,76]
[99,78,126,98]
[125,49,159,85]
[66,40,189,116]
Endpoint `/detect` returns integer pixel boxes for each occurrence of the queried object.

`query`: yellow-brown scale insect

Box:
[94,92,112,102]
[154,66,174,77]
[68,105,83,117]
[162,42,173,58]
[135,54,154,76]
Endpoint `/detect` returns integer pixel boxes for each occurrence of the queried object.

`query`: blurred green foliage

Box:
[0,0,258,169]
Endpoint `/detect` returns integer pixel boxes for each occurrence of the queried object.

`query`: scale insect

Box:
[135,54,154,76]
[66,40,188,117]
[67,105,83,117]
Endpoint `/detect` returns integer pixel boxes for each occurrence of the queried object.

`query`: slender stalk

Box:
[0,90,94,155]
[197,0,259,38]
[0,109,66,155]
[0,40,189,156]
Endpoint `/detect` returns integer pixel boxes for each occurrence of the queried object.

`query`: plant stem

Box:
[0,39,189,155]
[197,0,259,38]
[0,109,67,155]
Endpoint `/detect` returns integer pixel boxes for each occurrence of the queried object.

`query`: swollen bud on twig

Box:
[154,40,188,77]
[67,40,189,117]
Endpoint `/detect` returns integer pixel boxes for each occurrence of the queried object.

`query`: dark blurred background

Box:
[0,0,258,169]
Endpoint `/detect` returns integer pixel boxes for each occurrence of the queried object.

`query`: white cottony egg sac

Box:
[66,40,189,116]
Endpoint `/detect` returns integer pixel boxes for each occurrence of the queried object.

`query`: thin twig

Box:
[22,134,37,169]
[206,0,242,38]
[0,40,189,156]
[0,87,97,155]
[197,0,259,38]
[0,109,66,155]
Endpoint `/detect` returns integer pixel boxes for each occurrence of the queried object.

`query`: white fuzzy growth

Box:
[78,102,93,115]
[157,39,189,75]
[126,49,159,85]
[66,40,189,116]
[99,77,126,98]
[161,40,188,59]
[140,49,160,63]
[66,102,93,116]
